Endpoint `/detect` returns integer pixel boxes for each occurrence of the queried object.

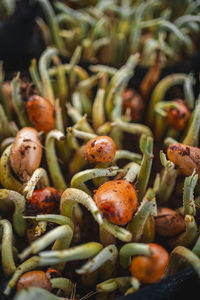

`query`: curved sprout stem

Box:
[168,215,198,249]
[71,167,120,195]
[0,219,16,277]
[23,168,50,199]
[50,278,73,296]
[100,219,132,242]
[182,100,200,146]
[24,214,74,230]
[157,151,178,203]
[113,118,152,137]
[183,170,198,216]
[39,47,58,104]
[4,256,41,296]
[114,150,142,164]
[60,188,103,225]
[147,73,188,126]
[120,243,152,269]
[136,135,153,201]
[35,0,67,57]
[19,225,73,261]
[165,246,200,278]
[96,277,131,293]
[45,130,67,191]
[127,188,156,241]
[0,145,23,193]
[39,242,103,265]
[0,189,26,236]
[76,245,118,275]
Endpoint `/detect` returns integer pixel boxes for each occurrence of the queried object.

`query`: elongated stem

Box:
[106,54,139,119]
[45,130,67,191]
[4,256,41,295]
[49,64,89,81]
[120,243,152,269]
[138,19,189,44]
[165,246,200,278]
[36,0,67,57]
[127,189,156,241]
[0,105,16,137]
[19,225,73,261]
[175,15,200,28]
[157,151,178,203]
[23,168,50,199]
[183,170,198,216]
[0,137,15,153]
[136,135,153,201]
[71,167,119,195]
[113,118,152,137]
[154,101,179,117]
[11,74,31,127]
[60,188,103,225]
[192,235,200,257]
[96,277,131,293]
[114,150,142,164]
[69,146,87,175]
[182,101,200,146]
[29,58,43,94]
[183,73,195,110]
[53,59,68,127]
[0,145,23,193]
[39,242,103,264]
[100,219,132,242]
[67,127,97,140]
[147,73,188,126]
[124,163,140,183]
[92,88,106,131]
[140,215,155,243]
[76,245,118,275]
[39,47,58,104]
[24,214,74,230]
[0,189,26,237]
[50,278,73,296]
[0,219,16,277]
[66,103,94,133]
[14,287,66,300]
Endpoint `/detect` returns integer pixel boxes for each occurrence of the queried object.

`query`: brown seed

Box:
[155,207,185,237]
[122,89,144,122]
[93,180,138,225]
[130,243,169,284]
[26,187,61,215]
[16,270,52,292]
[10,127,42,182]
[167,143,200,180]
[166,100,190,131]
[26,95,55,134]
[84,136,117,164]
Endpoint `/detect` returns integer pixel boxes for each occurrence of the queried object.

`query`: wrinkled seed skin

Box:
[16,271,52,292]
[166,100,190,131]
[167,143,200,180]
[10,127,42,182]
[26,187,61,215]
[130,243,169,284]
[93,180,138,225]
[155,207,185,237]
[26,95,55,134]
[85,136,117,164]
